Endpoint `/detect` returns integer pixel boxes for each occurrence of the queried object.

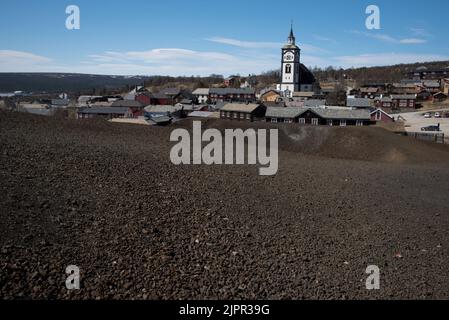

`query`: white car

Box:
[435,112,441,118]
[424,113,431,118]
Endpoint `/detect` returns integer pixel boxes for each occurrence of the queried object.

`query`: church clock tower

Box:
[279,26,301,97]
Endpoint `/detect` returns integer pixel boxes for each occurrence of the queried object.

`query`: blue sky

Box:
[0,0,448,76]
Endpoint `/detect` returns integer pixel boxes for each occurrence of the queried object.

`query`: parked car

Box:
[424,112,431,118]
[435,112,441,118]
[421,124,441,132]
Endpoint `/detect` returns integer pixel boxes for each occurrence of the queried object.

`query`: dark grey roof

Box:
[78,107,128,115]
[304,99,326,107]
[150,115,172,124]
[151,92,170,99]
[266,107,305,118]
[391,94,416,100]
[299,64,316,85]
[346,98,373,108]
[144,105,181,113]
[111,100,143,108]
[161,88,181,96]
[210,88,255,95]
[378,96,392,102]
[423,80,441,88]
[263,101,286,108]
[298,108,370,120]
[51,99,70,106]
[212,101,227,110]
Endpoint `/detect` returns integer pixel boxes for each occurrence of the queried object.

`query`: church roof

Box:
[282,43,299,49]
[298,64,316,85]
[284,24,298,49]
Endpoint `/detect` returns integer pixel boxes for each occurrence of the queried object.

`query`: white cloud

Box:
[347,30,427,45]
[81,48,279,76]
[0,47,278,76]
[2,47,448,77]
[205,37,281,49]
[399,38,427,44]
[0,50,52,71]
[332,53,449,68]
[312,35,337,44]
[410,28,432,38]
[205,36,328,54]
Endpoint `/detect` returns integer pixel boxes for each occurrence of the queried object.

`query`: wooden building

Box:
[433,92,448,102]
[370,108,394,123]
[346,98,373,109]
[443,79,449,95]
[391,94,417,109]
[192,88,210,104]
[260,90,281,102]
[210,88,256,103]
[265,107,370,126]
[219,103,266,122]
[111,99,145,117]
[77,107,129,119]
[375,96,393,111]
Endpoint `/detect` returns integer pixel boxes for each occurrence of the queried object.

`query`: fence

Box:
[395,131,445,144]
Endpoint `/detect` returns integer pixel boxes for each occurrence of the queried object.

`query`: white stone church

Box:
[276,26,318,97]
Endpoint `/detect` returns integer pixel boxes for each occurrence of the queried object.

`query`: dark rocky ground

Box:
[1,110,449,300]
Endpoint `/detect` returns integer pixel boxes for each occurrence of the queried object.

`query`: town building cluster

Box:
[2,27,448,127]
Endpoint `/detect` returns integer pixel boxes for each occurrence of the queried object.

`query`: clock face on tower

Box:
[284,52,294,62]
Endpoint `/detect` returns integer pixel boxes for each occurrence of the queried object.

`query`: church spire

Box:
[288,22,296,45]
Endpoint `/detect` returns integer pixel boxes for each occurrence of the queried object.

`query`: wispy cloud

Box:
[0,50,52,65]
[205,36,328,54]
[399,38,427,44]
[347,30,427,44]
[89,48,236,64]
[332,53,449,68]
[2,47,448,77]
[410,28,433,38]
[83,48,279,76]
[205,37,280,49]
[312,35,337,44]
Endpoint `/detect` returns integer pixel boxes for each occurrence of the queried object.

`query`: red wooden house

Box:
[370,108,394,123]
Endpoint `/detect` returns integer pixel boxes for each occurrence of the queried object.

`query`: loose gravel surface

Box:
[1,110,449,300]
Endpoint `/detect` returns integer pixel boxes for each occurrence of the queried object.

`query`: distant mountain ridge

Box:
[0,73,151,94]
[1,60,449,94]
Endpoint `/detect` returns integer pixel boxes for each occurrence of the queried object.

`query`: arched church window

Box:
[285,64,292,74]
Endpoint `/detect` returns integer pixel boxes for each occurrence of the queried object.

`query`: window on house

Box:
[271,118,278,123]
[246,114,251,120]
[340,120,347,127]
[327,119,333,126]
[312,118,319,126]
[284,119,292,123]
[285,64,292,74]
[356,120,364,126]
[233,112,238,118]
[299,118,305,124]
